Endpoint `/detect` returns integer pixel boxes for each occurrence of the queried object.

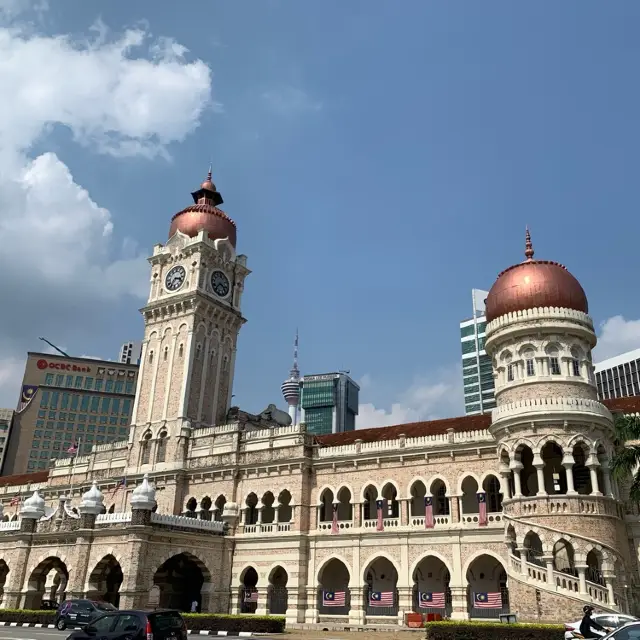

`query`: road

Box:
[0,628,263,640]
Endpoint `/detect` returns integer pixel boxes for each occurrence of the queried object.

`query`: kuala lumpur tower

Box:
[280,331,301,424]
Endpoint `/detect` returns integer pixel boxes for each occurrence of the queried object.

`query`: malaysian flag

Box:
[9,496,20,506]
[474,592,502,609]
[369,591,394,607]
[376,499,384,531]
[244,591,258,603]
[18,385,38,413]
[477,492,487,526]
[110,477,127,496]
[330,503,339,535]
[322,591,346,607]
[419,592,445,608]
[67,441,79,455]
[424,496,434,529]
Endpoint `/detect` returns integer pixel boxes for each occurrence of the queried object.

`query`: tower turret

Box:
[485,230,628,619]
[281,331,301,424]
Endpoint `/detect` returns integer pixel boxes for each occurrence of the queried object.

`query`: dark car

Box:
[55,600,118,630]
[66,610,187,640]
[602,621,640,639]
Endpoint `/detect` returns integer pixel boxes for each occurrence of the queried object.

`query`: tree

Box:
[610,413,640,502]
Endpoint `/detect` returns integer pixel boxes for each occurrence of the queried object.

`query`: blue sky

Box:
[1,1,640,426]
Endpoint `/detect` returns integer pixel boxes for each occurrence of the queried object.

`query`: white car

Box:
[565,614,638,639]
[602,621,640,639]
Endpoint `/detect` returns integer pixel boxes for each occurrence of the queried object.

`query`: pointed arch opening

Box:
[25,557,69,610]
[0,560,8,604]
[317,558,350,615]
[380,482,399,519]
[154,553,209,612]
[245,493,259,526]
[362,485,378,521]
[87,555,123,606]
[364,556,398,617]
[553,539,577,577]
[412,556,451,617]
[409,480,427,519]
[542,441,567,494]
[466,555,509,619]
[239,567,258,614]
[261,492,275,524]
[319,488,334,523]
[267,566,288,615]
[335,487,352,522]
[213,495,226,522]
[516,444,537,497]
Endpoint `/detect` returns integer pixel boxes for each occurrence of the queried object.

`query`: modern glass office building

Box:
[300,372,359,436]
[3,353,138,475]
[594,348,640,400]
[460,289,496,415]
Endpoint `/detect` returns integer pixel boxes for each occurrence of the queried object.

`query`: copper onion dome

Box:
[168,167,237,247]
[484,229,588,322]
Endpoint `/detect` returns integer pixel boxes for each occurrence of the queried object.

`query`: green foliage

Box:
[0,610,56,624]
[610,414,640,501]
[424,620,565,640]
[181,614,285,633]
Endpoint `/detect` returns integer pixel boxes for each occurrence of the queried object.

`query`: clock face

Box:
[210,270,230,297]
[165,265,186,292]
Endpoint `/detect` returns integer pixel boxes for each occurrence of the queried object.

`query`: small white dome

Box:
[131,474,156,511]
[21,490,45,520]
[79,481,105,516]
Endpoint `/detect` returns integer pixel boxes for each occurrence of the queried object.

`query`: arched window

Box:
[141,432,152,465]
[571,347,581,377]
[523,349,535,377]
[547,346,561,375]
[196,343,202,360]
[156,431,167,463]
[163,346,169,361]
[178,343,184,358]
[507,364,514,382]
[148,350,154,365]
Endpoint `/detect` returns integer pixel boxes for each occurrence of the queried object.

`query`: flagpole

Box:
[67,437,82,503]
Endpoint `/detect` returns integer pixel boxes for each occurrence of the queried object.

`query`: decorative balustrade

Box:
[363,517,400,529]
[504,494,620,519]
[509,554,614,609]
[318,520,354,532]
[96,512,132,524]
[0,521,20,531]
[460,513,503,526]
[240,521,293,534]
[150,512,225,533]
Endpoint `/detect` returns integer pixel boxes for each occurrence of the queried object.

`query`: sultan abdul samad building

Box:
[0,171,639,626]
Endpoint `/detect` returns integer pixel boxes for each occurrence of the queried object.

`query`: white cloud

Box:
[262,87,322,115]
[594,315,640,362]
[0,20,213,406]
[357,366,464,429]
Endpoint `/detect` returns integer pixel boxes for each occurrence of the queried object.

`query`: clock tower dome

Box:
[128,169,250,465]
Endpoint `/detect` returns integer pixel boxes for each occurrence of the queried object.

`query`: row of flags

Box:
[328,493,489,533]
[321,591,503,609]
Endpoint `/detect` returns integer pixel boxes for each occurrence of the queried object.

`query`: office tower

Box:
[460,289,496,415]
[0,409,14,474]
[594,347,640,400]
[300,372,359,436]
[119,342,142,365]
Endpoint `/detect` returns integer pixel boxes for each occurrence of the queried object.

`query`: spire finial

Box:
[207,162,212,183]
[524,226,534,260]
[290,329,300,379]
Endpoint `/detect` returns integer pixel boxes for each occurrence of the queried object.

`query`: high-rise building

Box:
[594,347,640,400]
[3,353,138,475]
[119,341,142,365]
[460,289,496,415]
[300,372,359,435]
[0,409,14,474]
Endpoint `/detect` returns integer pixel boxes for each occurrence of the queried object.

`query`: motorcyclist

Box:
[579,605,606,639]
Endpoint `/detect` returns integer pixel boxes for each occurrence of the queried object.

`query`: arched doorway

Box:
[153,553,209,612]
[364,557,398,616]
[412,556,451,618]
[25,557,68,609]
[317,558,350,615]
[267,566,288,615]
[240,567,258,614]
[87,556,123,606]
[0,561,8,605]
[466,555,509,619]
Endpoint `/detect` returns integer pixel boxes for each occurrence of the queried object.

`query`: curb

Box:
[0,623,57,628]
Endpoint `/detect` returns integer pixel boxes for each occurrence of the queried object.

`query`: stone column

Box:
[448,586,468,621]
[587,457,602,496]
[533,455,546,496]
[254,587,268,615]
[511,462,523,497]
[304,586,318,623]
[562,454,576,495]
[601,464,614,498]
[602,570,616,606]
[542,555,555,586]
[396,586,412,625]
[353,501,362,528]
[400,499,409,526]
[577,565,588,595]
[517,547,530,578]
[348,586,365,625]
[500,470,512,500]
[450,494,460,523]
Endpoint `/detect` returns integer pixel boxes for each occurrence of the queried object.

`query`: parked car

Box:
[41,600,58,610]
[66,609,187,640]
[55,599,118,630]
[602,621,640,639]
[565,613,639,639]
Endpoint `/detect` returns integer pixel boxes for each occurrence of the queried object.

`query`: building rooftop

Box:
[315,396,640,447]
[27,352,139,368]
[595,348,640,372]
[0,470,48,488]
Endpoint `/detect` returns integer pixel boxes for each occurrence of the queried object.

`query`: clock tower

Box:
[129,169,250,454]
